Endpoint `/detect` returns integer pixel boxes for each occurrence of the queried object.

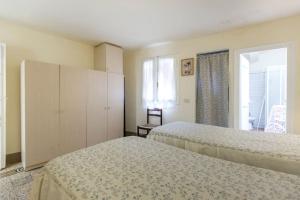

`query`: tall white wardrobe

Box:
[21,43,124,170]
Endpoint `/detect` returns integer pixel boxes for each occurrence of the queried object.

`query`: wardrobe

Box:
[21,43,124,170]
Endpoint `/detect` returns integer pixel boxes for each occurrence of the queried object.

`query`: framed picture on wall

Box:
[181,58,194,76]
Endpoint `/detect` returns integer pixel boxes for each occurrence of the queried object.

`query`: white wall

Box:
[124,14,300,134]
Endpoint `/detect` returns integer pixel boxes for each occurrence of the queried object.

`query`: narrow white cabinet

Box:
[87,70,107,146]
[107,73,124,140]
[94,42,124,140]
[21,60,60,170]
[60,66,87,154]
[94,43,123,74]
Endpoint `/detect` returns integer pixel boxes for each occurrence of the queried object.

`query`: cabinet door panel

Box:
[107,73,124,140]
[60,66,87,154]
[106,45,123,74]
[21,61,60,169]
[87,70,107,146]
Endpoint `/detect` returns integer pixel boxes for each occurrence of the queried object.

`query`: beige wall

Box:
[124,15,300,134]
[0,19,94,154]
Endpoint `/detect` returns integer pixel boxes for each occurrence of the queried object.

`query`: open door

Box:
[238,46,288,133]
[239,54,250,130]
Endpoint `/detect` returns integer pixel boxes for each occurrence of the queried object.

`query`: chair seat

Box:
[138,123,160,129]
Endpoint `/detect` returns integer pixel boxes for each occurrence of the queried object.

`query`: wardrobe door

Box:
[60,66,87,154]
[107,73,124,140]
[106,44,123,74]
[94,43,123,74]
[87,70,107,146]
[21,60,60,170]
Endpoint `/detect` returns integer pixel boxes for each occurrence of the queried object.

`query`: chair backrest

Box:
[147,108,163,125]
[265,105,286,133]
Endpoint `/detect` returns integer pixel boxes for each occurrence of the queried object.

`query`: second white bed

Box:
[148,121,300,175]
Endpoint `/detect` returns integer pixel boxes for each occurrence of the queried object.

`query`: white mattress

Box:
[148,121,300,175]
[30,137,300,200]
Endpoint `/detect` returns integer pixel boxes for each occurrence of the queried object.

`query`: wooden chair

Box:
[137,108,162,137]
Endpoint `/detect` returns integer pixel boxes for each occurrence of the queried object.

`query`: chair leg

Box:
[137,127,139,137]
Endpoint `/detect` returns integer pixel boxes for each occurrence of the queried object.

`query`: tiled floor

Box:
[0,164,43,200]
[0,163,23,178]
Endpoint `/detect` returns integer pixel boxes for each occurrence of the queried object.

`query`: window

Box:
[142,57,176,108]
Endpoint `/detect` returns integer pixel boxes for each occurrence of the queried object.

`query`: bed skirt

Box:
[30,171,73,200]
[148,134,300,175]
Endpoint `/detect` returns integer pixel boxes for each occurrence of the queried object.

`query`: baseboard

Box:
[24,162,45,172]
[6,152,21,165]
[125,131,137,137]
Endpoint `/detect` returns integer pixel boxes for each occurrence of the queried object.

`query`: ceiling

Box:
[0,0,300,49]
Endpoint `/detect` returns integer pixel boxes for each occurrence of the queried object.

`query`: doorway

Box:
[196,50,229,127]
[238,46,290,133]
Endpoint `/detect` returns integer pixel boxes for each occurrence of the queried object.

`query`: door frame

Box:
[238,54,250,130]
[234,43,295,133]
[0,43,6,169]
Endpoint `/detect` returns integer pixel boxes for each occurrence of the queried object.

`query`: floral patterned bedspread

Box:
[148,121,300,162]
[43,136,300,200]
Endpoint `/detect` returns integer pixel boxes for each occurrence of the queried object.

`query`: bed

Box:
[147,121,300,175]
[30,136,300,200]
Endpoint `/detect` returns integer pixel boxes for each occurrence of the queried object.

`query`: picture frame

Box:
[181,58,194,76]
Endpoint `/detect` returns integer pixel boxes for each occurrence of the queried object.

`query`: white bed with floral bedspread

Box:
[147,121,300,175]
[30,137,300,200]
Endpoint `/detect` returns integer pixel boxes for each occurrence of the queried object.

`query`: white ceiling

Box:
[0,0,300,48]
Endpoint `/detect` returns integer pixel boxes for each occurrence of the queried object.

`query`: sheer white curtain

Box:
[157,57,176,108]
[0,44,5,169]
[142,57,176,109]
[142,59,155,108]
